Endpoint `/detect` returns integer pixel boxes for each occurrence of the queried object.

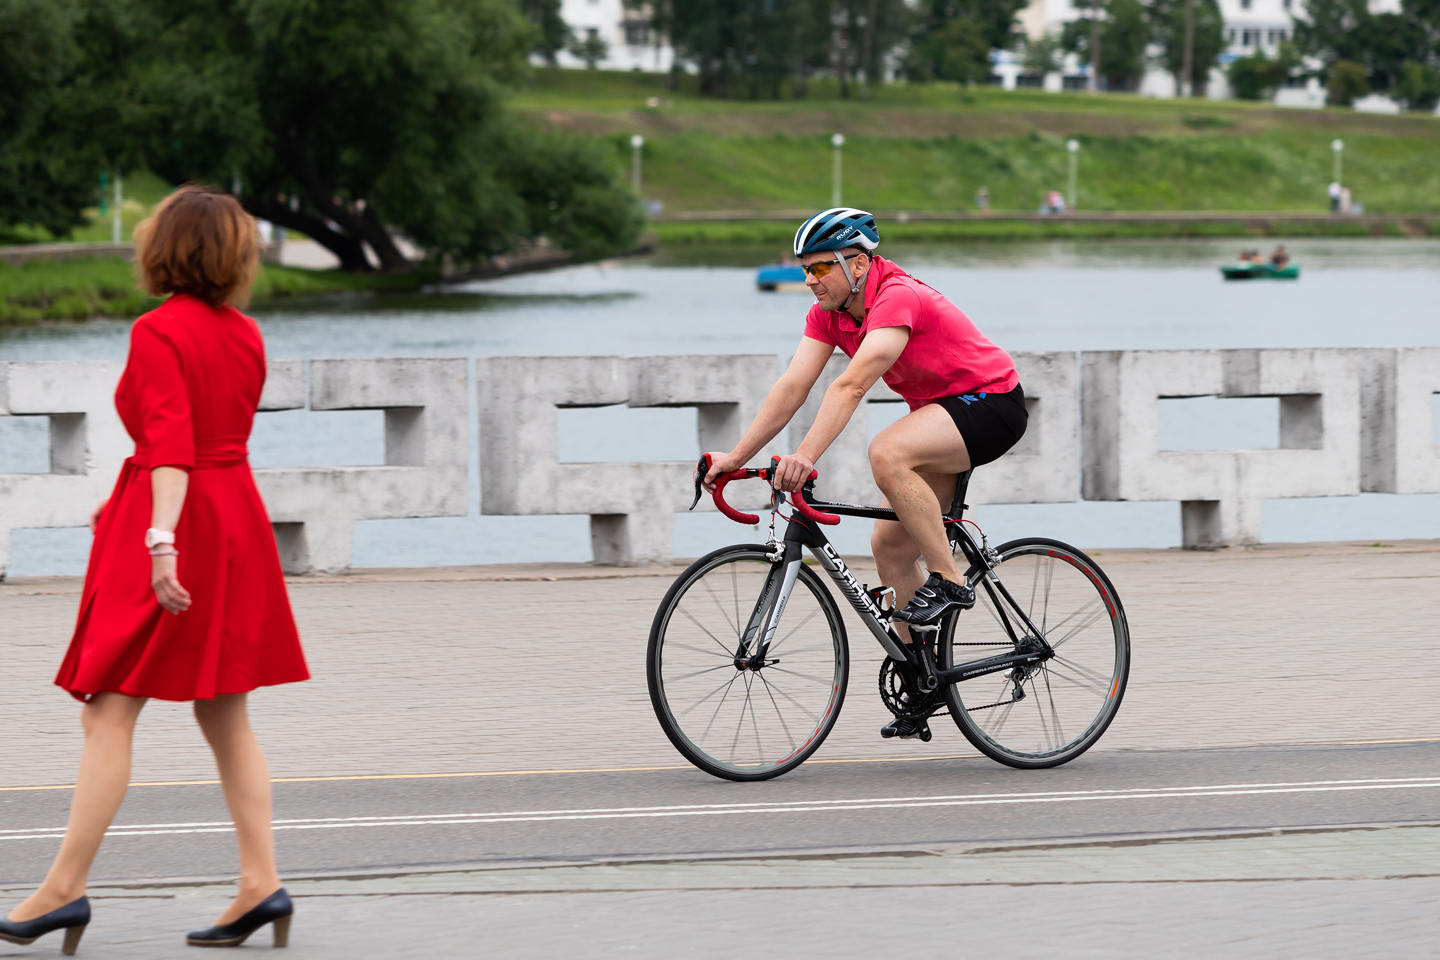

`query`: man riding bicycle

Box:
[702,207,1028,740]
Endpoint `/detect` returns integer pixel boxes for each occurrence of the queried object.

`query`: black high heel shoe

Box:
[0,896,91,956]
[186,889,293,949]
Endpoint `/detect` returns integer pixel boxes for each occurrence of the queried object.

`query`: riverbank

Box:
[652,213,1440,244]
[0,255,420,325]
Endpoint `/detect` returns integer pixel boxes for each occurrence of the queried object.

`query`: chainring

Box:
[878,657,940,718]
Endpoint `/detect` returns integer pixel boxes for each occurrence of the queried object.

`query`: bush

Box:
[1326,61,1371,107]
[1228,51,1287,100]
[1395,61,1440,112]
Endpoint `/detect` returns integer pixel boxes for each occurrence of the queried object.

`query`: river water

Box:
[3,238,1438,574]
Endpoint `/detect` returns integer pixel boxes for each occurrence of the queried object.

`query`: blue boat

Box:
[756,264,807,291]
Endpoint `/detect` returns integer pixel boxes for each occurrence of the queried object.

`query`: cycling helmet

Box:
[792,208,879,257]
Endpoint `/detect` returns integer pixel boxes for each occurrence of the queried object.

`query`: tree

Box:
[1292,0,1373,75]
[1395,60,1440,110]
[523,0,571,66]
[1326,59,1372,105]
[1228,49,1289,100]
[905,0,1026,84]
[0,0,140,236]
[1062,0,1147,91]
[568,29,609,69]
[1021,31,1064,77]
[121,0,639,271]
[1151,0,1225,96]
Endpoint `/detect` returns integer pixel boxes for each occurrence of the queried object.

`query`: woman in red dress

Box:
[0,185,309,955]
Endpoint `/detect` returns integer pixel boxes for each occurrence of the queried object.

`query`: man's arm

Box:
[704,337,834,487]
[773,325,909,491]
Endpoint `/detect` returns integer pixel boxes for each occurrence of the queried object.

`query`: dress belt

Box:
[128,449,249,471]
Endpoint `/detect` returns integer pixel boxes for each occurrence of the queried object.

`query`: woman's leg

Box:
[6,693,147,921]
[193,693,282,925]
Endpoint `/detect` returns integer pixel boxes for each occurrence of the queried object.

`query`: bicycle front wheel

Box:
[939,537,1130,768]
[648,544,849,781]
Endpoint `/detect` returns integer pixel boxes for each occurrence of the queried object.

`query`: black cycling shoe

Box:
[893,572,975,627]
[880,715,932,741]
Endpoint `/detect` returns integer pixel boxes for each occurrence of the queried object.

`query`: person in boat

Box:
[1269,245,1289,268]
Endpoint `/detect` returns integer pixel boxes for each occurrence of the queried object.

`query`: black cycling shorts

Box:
[933,384,1028,468]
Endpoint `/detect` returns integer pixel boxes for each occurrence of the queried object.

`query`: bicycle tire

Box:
[938,537,1130,769]
[648,543,849,781]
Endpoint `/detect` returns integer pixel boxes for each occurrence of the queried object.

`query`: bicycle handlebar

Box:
[691,454,840,526]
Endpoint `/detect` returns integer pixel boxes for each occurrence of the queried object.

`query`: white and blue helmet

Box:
[793,207,880,257]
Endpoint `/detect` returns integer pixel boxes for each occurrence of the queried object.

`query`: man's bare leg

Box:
[869,403,972,593]
[871,470,958,647]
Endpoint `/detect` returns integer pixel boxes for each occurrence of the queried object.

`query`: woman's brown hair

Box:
[134,184,261,308]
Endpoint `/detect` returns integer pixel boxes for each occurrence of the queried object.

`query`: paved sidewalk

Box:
[2,541,1439,788]
[2,826,1436,959]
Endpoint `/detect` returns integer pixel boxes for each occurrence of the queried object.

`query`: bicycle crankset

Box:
[878,658,942,719]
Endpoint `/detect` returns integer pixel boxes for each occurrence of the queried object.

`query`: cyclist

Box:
[702,207,1027,740]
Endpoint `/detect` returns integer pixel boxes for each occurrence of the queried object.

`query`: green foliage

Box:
[568,30,608,69]
[2,0,642,270]
[1061,0,1147,91]
[0,257,418,325]
[1021,32,1064,76]
[1327,60,1372,106]
[1151,0,1226,95]
[1396,61,1440,111]
[0,0,140,235]
[907,0,1025,84]
[523,0,571,65]
[1228,50,1290,101]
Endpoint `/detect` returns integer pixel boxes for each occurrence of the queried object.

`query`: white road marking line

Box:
[3,776,1439,842]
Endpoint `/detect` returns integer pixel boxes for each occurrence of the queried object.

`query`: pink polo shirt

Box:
[802,256,1018,409]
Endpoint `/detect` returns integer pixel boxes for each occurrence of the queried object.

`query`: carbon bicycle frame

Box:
[740,490,1054,687]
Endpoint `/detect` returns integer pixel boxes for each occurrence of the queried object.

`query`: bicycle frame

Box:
[739,485,1056,688]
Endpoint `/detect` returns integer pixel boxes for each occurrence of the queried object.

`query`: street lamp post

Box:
[1066,139,1079,213]
[1331,138,1344,186]
[630,134,645,193]
[111,170,123,244]
[831,133,845,207]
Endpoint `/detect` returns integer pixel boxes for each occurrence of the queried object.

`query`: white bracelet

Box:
[149,547,179,557]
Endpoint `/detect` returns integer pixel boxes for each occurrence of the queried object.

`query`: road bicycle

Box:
[647,455,1130,781]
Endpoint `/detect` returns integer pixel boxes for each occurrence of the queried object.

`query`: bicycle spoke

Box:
[757,673,799,752]
[677,605,739,659]
[1047,653,1116,688]
[650,547,849,780]
[698,574,741,639]
[666,641,735,661]
[767,665,837,687]
[667,662,740,684]
[1045,602,1106,648]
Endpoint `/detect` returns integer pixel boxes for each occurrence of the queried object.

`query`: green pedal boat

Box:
[1220,262,1300,280]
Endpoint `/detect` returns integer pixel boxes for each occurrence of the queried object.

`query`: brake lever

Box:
[689,453,710,511]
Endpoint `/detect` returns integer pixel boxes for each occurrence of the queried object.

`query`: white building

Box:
[550,0,675,72]
[1008,0,1410,108]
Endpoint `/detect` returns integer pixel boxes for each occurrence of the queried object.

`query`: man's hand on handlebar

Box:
[770,453,815,493]
[700,451,744,492]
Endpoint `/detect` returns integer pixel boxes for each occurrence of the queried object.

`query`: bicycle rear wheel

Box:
[648,544,849,781]
[939,537,1129,768]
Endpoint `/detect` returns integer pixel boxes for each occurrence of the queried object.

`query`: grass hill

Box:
[514,70,1440,220]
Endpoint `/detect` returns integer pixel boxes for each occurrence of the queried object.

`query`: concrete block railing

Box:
[0,358,466,577]
[2,348,1437,573]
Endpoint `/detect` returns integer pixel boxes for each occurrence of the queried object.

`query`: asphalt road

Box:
[3,738,1436,888]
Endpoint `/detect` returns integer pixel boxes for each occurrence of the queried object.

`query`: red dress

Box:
[55,294,310,702]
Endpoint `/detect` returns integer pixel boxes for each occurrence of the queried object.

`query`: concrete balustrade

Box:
[476,355,776,564]
[0,358,467,579]
[1,349,1436,574]
[1083,349,1366,547]
[791,351,1079,508]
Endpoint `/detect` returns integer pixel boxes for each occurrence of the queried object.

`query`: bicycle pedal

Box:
[908,623,940,634]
